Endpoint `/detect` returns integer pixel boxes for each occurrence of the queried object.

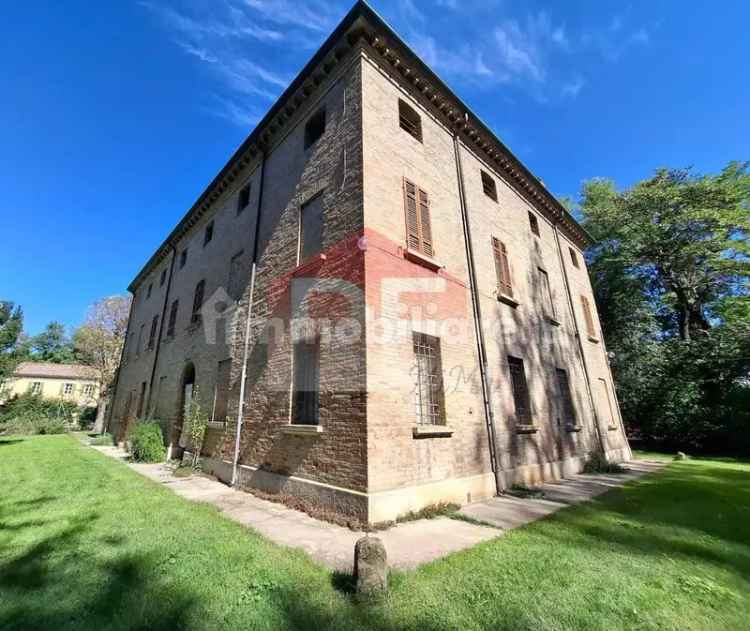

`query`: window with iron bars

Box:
[413,332,446,425]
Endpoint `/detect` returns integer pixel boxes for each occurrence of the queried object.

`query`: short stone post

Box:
[354,536,388,597]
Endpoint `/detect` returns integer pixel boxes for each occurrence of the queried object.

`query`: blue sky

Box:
[2,0,748,336]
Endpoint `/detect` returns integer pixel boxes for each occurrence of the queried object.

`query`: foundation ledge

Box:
[412,424,454,438]
[516,424,539,434]
[497,292,520,308]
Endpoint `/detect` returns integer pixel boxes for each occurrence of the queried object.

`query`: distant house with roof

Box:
[0,362,100,408]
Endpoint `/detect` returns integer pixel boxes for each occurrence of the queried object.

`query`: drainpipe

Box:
[145,245,177,421]
[453,133,503,496]
[231,149,267,487]
[552,224,606,455]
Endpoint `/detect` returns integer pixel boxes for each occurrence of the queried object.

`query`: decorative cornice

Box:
[128,1,591,292]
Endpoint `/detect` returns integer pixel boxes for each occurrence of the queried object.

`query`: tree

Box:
[0,301,24,383]
[580,161,750,454]
[581,162,750,341]
[31,322,77,363]
[73,295,131,432]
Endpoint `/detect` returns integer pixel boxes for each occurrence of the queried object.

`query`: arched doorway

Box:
[168,362,195,461]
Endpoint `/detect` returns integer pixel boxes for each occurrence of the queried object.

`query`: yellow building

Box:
[0,362,100,408]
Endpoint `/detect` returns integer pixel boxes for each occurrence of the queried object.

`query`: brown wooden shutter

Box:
[581,295,596,337]
[403,178,420,251]
[492,238,513,297]
[417,187,433,257]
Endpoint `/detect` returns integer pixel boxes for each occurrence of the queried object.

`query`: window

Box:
[137,323,145,356]
[508,356,532,426]
[155,375,168,418]
[492,237,513,297]
[481,170,498,202]
[413,333,446,426]
[555,368,576,427]
[538,268,556,320]
[83,384,95,397]
[147,315,159,350]
[213,359,232,422]
[299,194,324,262]
[203,221,214,247]
[598,378,615,426]
[304,107,326,149]
[228,250,246,301]
[528,211,540,237]
[30,381,43,395]
[292,336,320,425]
[403,178,433,257]
[180,249,188,269]
[146,283,152,300]
[398,99,422,142]
[237,183,251,215]
[569,247,580,269]
[63,383,74,396]
[167,300,179,337]
[136,381,147,419]
[191,280,205,324]
[580,295,597,339]
[160,269,167,287]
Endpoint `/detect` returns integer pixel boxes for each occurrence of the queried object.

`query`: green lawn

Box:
[1,436,749,631]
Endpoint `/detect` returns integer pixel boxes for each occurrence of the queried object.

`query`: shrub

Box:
[0,392,76,435]
[582,452,627,474]
[128,422,166,463]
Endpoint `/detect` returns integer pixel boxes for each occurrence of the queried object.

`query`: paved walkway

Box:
[90,443,665,571]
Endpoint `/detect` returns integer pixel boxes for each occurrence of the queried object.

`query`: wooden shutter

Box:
[404,178,420,251]
[581,295,596,337]
[492,238,513,297]
[417,188,433,257]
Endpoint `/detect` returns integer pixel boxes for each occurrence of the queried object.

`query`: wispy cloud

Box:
[583,12,655,61]
[561,75,585,99]
[140,1,345,126]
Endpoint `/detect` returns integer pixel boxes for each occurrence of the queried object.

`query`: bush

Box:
[0,392,76,435]
[127,422,166,463]
[582,452,627,474]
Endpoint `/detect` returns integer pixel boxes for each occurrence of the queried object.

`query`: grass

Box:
[1,436,749,630]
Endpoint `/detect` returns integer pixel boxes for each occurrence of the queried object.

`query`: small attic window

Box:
[399,99,422,142]
[528,211,540,237]
[481,170,498,202]
[304,107,326,149]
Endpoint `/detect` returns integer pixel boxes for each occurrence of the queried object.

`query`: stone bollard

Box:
[354,536,388,597]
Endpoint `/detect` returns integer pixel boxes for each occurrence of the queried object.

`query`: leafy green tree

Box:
[580,162,750,453]
[0,301,24,383]
[31,322,77,363]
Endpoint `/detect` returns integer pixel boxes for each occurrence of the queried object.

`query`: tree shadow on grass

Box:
[0,515,198,631]
[0,439,26,447]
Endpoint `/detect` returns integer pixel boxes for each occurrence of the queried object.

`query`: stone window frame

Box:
[304,107,326,150]
[481,170,498,202]
[167,299,179,337]
[569,247,580,269]
[508,355,536,432]
[412,332,447,427]
[290,334,321,427]
[203,220,214,247]
[237,183,251,215]
[528,211,540,238]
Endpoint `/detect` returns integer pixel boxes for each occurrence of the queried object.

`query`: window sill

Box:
[607,425,618,432]
[403,248,444,272]
[206,421,226,431]
[565,424,583,433]
[516,424,539,435]
[281,424,323,436]
[413,425,453,438]
[497,293,520,308]
[587,335,600,344]
[545,316,561,326]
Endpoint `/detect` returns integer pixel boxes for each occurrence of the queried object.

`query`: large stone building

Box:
[109,1,630,524]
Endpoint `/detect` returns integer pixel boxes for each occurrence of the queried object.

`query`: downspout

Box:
[552,224,606,455]
[453,133,503,495]
[231,149,267,487]
[145,246,177,419]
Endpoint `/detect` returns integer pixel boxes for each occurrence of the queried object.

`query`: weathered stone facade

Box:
[109,1,630,525]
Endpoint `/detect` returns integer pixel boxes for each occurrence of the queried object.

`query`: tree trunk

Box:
[93,397,108,434]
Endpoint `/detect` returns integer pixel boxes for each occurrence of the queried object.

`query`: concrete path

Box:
[458,460,665,529]
[90,443,665,571]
